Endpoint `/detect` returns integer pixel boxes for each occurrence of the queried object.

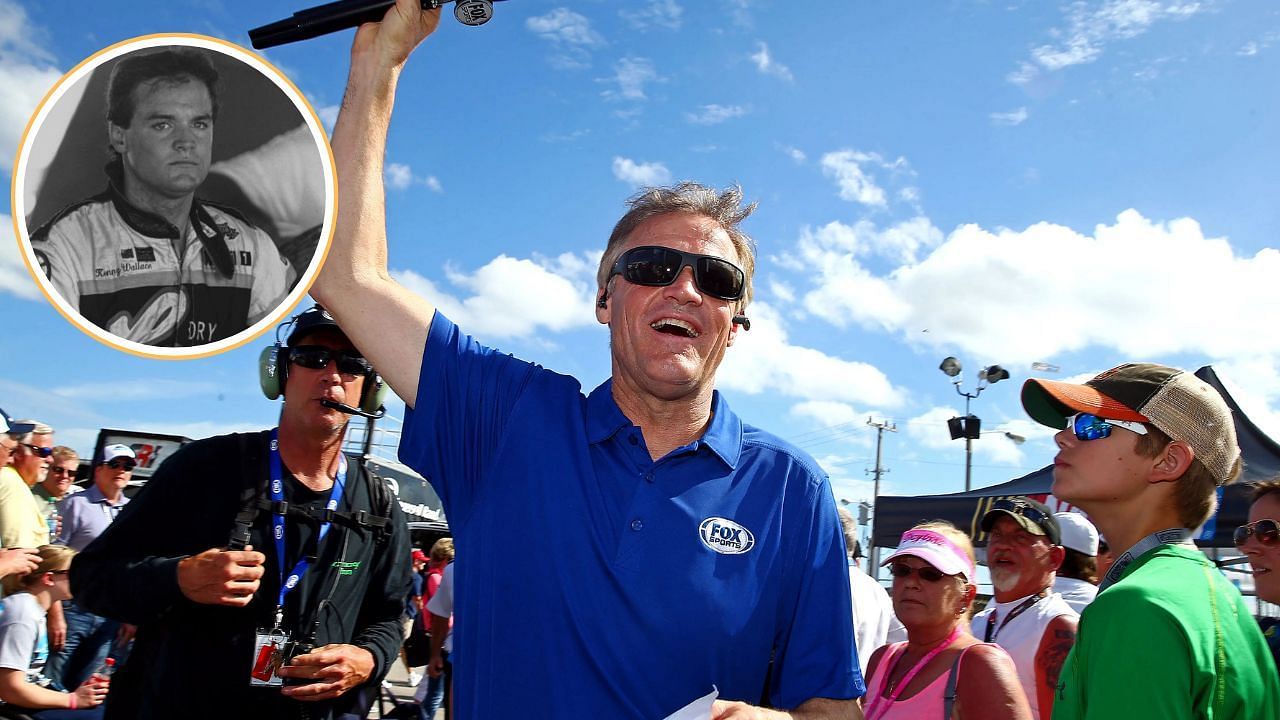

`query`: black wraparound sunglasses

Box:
[608,246,746,301]
[289,346,373,377]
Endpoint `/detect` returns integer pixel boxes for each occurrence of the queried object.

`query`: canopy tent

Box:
[872,366,1280,548]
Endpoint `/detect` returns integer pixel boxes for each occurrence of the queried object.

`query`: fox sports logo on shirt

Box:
[699,517,755,555]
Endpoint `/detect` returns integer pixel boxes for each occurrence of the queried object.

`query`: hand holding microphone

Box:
[250,0,509,49]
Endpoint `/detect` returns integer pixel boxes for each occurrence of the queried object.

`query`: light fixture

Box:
[939,357,962,378]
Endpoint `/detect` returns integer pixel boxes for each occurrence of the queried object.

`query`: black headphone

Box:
[258,305,388,415]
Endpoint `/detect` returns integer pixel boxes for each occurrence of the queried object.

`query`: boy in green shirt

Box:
[1021,363,1280,719]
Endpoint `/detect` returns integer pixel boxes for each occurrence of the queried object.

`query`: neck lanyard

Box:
[984,591,1046,643]
[1099,527,1193,591]
[268,428,345,627]
[865,626,961,720]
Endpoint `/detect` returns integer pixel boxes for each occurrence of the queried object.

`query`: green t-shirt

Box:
[1053,545,1280,719]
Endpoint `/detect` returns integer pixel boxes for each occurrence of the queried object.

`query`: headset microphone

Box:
[320,398,387,419]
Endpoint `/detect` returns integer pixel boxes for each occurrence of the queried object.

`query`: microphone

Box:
[249,0,505,49]
[320,398,387,419]
[732,315,751,331]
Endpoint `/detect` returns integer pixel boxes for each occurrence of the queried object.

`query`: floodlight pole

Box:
[954,388,978,492]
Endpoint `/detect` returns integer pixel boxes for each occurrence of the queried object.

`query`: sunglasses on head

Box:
[104,459,136,470]
[888,562,948,583]
[990,497,1054,531]
[1234,519,1280,548]
[20,443,52,458]
[608,246,746,302]
[1066,412,1149,441]
[289,346,373,377]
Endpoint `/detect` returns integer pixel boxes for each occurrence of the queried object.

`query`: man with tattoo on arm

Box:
[970,497,1077,720]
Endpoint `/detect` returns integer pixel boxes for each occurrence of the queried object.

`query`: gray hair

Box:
[595,182,758,313]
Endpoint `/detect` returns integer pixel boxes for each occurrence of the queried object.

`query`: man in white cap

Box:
[1051,512,1099,613]
[47,443,137,690]
[1022,363,1280,718]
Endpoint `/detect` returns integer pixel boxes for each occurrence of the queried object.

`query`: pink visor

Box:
[881,529,975,580]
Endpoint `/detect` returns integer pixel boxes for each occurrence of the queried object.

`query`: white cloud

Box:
[0,214,42,300]
[601,57,660,102]
[385,163,412,191]
[526,8,604,47]
[1238,42,1259,57]
[990,107,1029,126]
[385,162,442,193]
[0,2,60,172]
[791,400,865,429]
[1012,0,1206,85]
[612,156,671,187]
[392,251,600,340]
[750,41,793,82]
[621,0,683,31]
[790,209,1280,364]
[526,8,604,69]
[684,104,747,125]
[819,149,921,207]
[780,145,806,163]
[718,302,906,407]
[315,104,339,131]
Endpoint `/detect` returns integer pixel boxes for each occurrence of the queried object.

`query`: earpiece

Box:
[732,315,751,331]
[597,292,609,309]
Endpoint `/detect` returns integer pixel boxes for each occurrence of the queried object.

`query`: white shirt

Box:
[847,565,903,675]
[971,590,1078,720]
[1052,576,1098,614]
[425,563,454,654]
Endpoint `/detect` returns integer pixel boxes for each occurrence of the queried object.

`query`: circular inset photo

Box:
[12,34,335,358]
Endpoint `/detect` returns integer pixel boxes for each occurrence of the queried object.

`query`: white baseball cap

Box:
[1054,511,1099,556]
[99,444,136,465]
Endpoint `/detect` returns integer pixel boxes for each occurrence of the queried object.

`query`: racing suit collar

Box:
[103,160,235,278]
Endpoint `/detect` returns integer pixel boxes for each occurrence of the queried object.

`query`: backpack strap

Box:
[226,443,396,549]
[942,646,965,720]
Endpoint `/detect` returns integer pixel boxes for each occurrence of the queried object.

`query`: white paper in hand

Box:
[662,686,719,720]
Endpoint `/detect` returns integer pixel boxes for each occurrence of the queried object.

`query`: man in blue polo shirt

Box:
[311,3,863,719]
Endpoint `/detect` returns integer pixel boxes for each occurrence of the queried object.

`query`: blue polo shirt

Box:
[400,313,862,718]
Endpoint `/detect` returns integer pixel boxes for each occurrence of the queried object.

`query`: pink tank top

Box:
[864,642,990,720]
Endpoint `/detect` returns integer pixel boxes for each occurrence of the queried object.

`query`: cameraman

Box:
[70,307,412,719]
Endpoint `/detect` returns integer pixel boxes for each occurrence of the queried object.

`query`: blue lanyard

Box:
[268,428,346,623]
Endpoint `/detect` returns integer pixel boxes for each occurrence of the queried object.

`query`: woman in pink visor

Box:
[862,521,1030,720]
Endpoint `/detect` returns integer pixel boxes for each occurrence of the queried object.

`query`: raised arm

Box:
[312,0,442,408]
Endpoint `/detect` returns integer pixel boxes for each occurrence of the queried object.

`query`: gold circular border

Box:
[10,32,338,361]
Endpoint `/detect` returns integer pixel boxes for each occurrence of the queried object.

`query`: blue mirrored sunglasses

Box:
[1066,412,1149,441]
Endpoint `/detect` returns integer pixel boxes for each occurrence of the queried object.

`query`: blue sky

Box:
[2,0,1279,544]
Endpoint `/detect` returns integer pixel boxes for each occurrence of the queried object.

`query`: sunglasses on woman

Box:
[888,562,947,583]
[289,346,373,376]
[1066,412,1149,441]
[608,246,746,302]
[1234,519,1280,548]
